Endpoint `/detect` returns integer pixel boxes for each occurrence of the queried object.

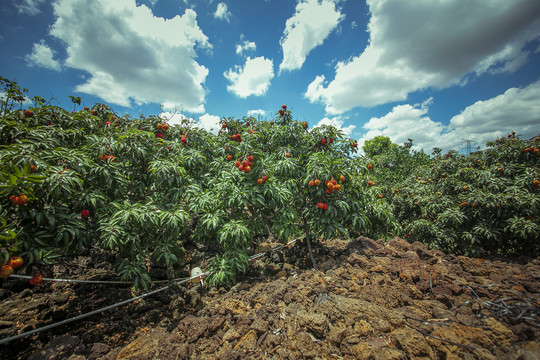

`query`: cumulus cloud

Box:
[197,113,221,133]
[306,0,540,114]
[214,2,231,22]
[16,0,46,15]
[358,98,451,154]
[160,111,220,133]
[25,40,61,71]
[449,80,540,141]
[313,116,356,136]
[279,0,344,73]
[48,0,211,112]
[224,56,274,98]
[247,109,266,118]
[236,39,256,55]
[357,80,540,154]
[160,111,192,126]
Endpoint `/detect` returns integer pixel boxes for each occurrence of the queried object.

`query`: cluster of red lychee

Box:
[234,155,254,173]
[231,133,242,143]
[278,104,287,116]
[9,194,27,205]
[317,202,329,211]
[320,138,334,146]
[0,257,42,285]
[98,154,116,161]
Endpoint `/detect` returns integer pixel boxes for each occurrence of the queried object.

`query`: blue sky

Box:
[1,0,539,153]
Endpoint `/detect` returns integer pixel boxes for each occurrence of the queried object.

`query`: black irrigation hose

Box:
[0,272,210,346]
[0,238,299,345]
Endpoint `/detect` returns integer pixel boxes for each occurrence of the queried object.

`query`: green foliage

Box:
[386,133,540,255]
[2,75,536,291]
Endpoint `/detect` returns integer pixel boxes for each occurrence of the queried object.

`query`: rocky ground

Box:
[1,236,539,359]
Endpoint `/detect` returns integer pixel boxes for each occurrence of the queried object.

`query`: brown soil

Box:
[1,237,539,359]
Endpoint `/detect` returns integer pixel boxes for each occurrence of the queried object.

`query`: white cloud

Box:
[214,3,231,22]
[16,0,46,15]
[224,56,274,98]
[358,80,540,154]
[197,113,221,133]
[49,0,211,112]
[236,39,256,55]
[306,0,540,114]
[247,109,266,118]
[358,98,450,154]
[449,80,540,142]
[160,111,221,134]
[313,116,356,136]
[160,111,192,126]
[0,93,33,113]
[279,0,344,73]
[25,40,61,71]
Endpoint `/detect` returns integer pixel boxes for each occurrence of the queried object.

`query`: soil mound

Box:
[1,237,539,359]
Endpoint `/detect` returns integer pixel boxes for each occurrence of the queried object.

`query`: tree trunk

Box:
[302,215,317,268]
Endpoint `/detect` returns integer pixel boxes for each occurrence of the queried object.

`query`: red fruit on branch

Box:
[329,138,334,144]
[286,152,291,158]
[321,139,327,145]
[222,123,227,129]
[317,202,324,209]
[326,188,333,195]
[157,123,163,130]
[238,165,244,172]
[248,155,254,162]
[24,110,33,118]
[282,104,287,109]
[314,179,320,186]
[334,184,341,191]
[244,166,251,173]
[258,178,263,184]
[262,175,268,182]
[162,124,169,131]
[247,161,253,167]
[323,203,328,211]
[340,175,345,182]
[29,273,43,285]
[81,209,90,218]
[156,132,163,138]
[242,159,248,167]
[0,265,14,279]
[366,164,373,170]
[30,164,37,173]
[234,161,241,168]
[232,134,237,140]
[91,110,98,115]
[308,180,315,187]
[9,257,24,269]
[227,155,233,161]
[368,180,375,186]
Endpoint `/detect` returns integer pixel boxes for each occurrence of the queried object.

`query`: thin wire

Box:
[0,238,298,345]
